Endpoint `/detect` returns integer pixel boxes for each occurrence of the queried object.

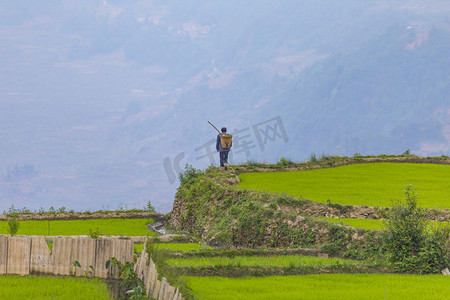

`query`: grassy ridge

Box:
[320,217,449,231]
[134,243,211,253]
[185,274,450,300]
[167,255,357,268]
[0,218,155,236]
[319,217,383,230]
[238,162,450,208]
[0,275,110,300]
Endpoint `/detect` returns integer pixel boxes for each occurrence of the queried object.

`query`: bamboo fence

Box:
[0,235,133,278]
[134,244,184,300]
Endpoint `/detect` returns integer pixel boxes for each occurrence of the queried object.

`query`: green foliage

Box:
[70,260,81,276]
[57,206,66,214]
[173,164,361,249]
[234,201,268,247]
[402,149,411,156]
[326,200,351,214]
[418,224,450,273]
[275,194,305,206]
[45,238,53,252]
[126,286,146,300]
[321,223,350,254]
[88,227,101,239]
[83,265,95,278]
[106,257,145,297]
[7,215,20,236]
[2,204,154,216]
[382,184,450,273]
[178,164,204,189]
[277,157,294,167]
[145,201,156,212]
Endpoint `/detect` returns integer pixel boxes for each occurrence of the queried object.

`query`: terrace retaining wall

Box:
[134,244,184,300]
[0,235,133,278]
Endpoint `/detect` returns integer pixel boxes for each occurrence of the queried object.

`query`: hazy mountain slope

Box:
[1,1,450,212]
[270,25,450,159]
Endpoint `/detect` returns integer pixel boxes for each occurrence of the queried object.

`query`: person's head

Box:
[221,127,227,133]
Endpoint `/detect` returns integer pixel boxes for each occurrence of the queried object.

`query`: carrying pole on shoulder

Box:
[208,121,221,134]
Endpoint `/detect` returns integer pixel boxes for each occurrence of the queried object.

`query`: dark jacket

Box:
[216,134,232,152]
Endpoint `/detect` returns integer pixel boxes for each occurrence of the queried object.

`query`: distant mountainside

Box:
[1,1,450,212]
[272,25,450,158]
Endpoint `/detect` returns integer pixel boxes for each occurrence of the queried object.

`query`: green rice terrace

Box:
[1,154,450,299]
[0,218,157,236]
[237,162,450,208]
[165,154,450,299]
[0,275,111,300]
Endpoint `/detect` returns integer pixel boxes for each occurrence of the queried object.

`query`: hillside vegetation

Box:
[170,155,450,273]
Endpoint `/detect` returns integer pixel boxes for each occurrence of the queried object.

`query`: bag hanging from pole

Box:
[219,134,232,149]
[208,121,232,149]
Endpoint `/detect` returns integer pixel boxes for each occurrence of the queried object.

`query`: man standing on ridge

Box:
[216,127,232,169]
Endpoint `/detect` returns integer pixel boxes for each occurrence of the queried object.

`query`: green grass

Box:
[238,163,450,208]
[0,218,156,236]
[167,255,357,267]
[320,217,449,231]
[319,217,384,230]
[0,275,110,300]
[134,243,212,253]
[185,274,450,300]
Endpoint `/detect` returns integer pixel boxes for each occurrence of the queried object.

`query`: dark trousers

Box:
[219,151,229,167]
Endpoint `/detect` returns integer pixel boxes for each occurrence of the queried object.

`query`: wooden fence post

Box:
[73,237,96,277]
[52,237,74,275]
[7,236,31,275]
[94,238,113,279]
[0,235,8,274]
[30,236,53,274]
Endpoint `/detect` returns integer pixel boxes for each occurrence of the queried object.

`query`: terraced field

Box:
[319,217,450,231]
[134,242,211,253]
[238,162,450,208]
[184,274,450,300]
[0,275,111,300]
[164,159,450,299]
[0,218,156,236]
[148,242,448,299]
[166,254,357,268]
[318,217,384,230]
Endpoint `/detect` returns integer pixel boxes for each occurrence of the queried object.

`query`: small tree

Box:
[7,215,20,236]
[145,201,155,212]
[178,164,203,189]
[382,183,450,273]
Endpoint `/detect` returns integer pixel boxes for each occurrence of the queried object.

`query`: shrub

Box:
[145,201,155,212]
[277,157,294,167]
[89,227,101,239]
[178,164,204,189]
[7,215,20,236]
[382,183,450,273]
[245,159,260,166]
[402,149,411,156]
